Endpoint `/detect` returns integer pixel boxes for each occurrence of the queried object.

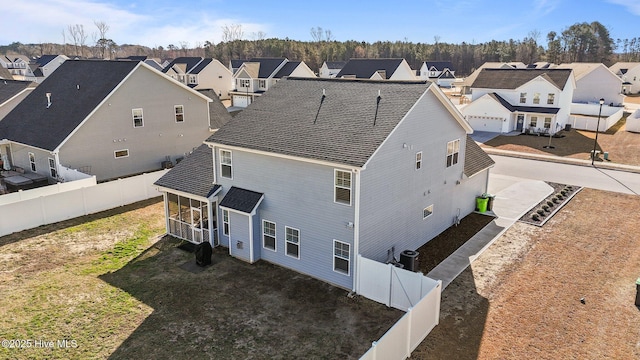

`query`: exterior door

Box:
[516,114,524,131]
[191,207,203,243]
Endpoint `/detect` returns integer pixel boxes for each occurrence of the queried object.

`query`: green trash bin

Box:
[476,196,489,213]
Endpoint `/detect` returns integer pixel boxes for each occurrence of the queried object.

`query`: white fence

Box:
[357,255,441,360]
[570,104,624,132]
[0,170,168,237]
[626,109,640,133]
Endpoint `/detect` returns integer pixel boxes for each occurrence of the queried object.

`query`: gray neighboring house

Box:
[0,79,36,121]
[0,60,227,182]
[154,77,494,291]
[31,55,68,83]
[336,58,416,80]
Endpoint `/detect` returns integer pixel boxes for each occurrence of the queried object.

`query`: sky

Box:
[2,0,640,49]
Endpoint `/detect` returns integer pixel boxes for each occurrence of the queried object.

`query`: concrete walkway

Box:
[426,174,553,289]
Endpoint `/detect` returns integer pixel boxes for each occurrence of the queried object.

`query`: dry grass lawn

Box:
[413,188,640,359]
[482,115,640,166]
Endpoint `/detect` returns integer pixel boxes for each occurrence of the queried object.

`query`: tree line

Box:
[1,21,637,76]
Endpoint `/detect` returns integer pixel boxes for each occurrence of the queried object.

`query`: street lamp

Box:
[591,98,605,165]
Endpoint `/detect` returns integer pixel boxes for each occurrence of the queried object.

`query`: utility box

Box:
[399,250,419,272]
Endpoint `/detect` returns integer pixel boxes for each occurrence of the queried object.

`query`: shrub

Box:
[537,209,546,216]
[547,201,554,207]
[532,214,540,221]
[542,205,550,212]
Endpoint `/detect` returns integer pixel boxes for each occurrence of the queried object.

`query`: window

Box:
[114,149,129,158]
[28,152,36,172]
[259,79,266,88]
[334,170,352,205]
[239,79,250,88]
[519,92,527,103]
[263,220,276,251]
[48,158,57,178]
[423,204,434,219]
[222,209,229,236]
[544,117,552,129]
[415,152,422,170]
[174,105,184,122]
[333,240,350,275]
[285,226,300,258]
[132,108,143,127]
[446,139,460,167]
[530,116,538,128]
[220,150,232,179]
[188,75,197,84]
[547,93,555,105]
[533,93,540,104]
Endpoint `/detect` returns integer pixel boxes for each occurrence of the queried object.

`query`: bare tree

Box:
[324,29,333,42]
[179,41,190,56]
[94,20,110,59]
[310,26,323,42]
[67,24,88,57]
[61,29,67,55]
[221,24,244,42]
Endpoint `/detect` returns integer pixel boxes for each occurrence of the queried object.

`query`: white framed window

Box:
[423,204,434,219]
[114,149,129,158]
[530,116,538,128]
[48,158,57,178]
[333,240,350,275]
[263,220,276,251]
[285,226,300,259]
[334,170,352,205]
[188,75,197,84]
[547,93,555,105]
[132,108,143,127]
[220,150,232,179]
[544,117,552,129]
[240,79,250,88]
[259,79,266,88]
[222,209,229,236]
[519,92,527,103]
[415,152,422,170]
[28,152,36,172]
[533,93,540,104]
[174,105,184,122]
[446,139,460,167]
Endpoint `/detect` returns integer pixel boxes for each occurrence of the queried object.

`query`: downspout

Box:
[352,168,362,293]
[248,213,254,263]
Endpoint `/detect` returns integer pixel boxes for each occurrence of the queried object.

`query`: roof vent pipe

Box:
[77,84,80,90]
[46,92,52,108]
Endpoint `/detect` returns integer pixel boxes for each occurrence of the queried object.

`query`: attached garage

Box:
[466,116,504,132]
[233,95,251,108]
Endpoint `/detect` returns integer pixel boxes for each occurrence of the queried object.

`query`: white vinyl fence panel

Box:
[0,170,168,237]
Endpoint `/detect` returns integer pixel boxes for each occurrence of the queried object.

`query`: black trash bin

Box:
[195,241,212,266]
[399,250,419,272]
[636,278,640,307]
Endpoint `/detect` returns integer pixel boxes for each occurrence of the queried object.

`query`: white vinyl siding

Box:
[334,170,352,205]
[263,220,276,251]
[285,226,300,259]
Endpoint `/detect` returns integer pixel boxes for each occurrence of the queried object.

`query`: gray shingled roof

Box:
[197,89,232,129]
[325,61,347,69]
[464,135,494,177]
[0,79,34,105]
[471,68,573,90]
[336,58,404,79]
[489,93,560,114]
[274,61,301,78]
[162,57,203,74]
[190,58,213,74]
[0,66,12,79]
[34,55,59,66]
[248,58,287,78]
[0,60,138,151]
[154,144,220,198]
[219,186,264,213]
[425,61,455,72]
[206,77,432,167]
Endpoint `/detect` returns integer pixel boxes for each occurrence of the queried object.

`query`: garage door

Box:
[467,116,503,132]
[233,95,250,108]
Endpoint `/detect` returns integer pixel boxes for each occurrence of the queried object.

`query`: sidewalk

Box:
[426,175,553,288]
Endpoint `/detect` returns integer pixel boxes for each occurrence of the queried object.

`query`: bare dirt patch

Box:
[412,188,640,359]
[482,115,640,166]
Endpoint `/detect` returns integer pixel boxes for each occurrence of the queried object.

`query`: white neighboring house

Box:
[163,57,233,100]
[319,61,347,78]
[0,55,36,81]
[418,61,457,87]
[609,62,640,94]
[626,109,640,132]
[555,63,623,105]
[335,58,416,80]
[460,68,575,134]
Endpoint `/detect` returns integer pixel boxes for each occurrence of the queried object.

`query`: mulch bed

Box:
[415,213,494,274]
[518,182,582,226]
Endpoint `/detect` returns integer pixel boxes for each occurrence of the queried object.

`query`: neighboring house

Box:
[460,68,575,134]
[229,58,316,108]
[0,60,226,182]
[0,79,36,121]
[31,55,68,83]
[609,62,640,94]
[460,62,528,95]
[419,61,457,87]
[229,59,245,74]
[319,61,347,78]
[0,55,36,81]
[555,63,623,105]
[0,66,13,80]
[163,57,233,100]
[117,56,164,71]
[626,109,640,133]
[335,58,416,80]
[154,77,494,291]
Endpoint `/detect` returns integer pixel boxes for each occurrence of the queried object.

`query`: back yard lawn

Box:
[0,198,401,360]
[482,114,640,166]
